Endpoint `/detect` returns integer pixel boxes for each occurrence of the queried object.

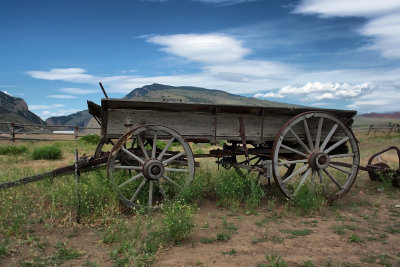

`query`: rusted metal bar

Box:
[99,82,109,98]
[0,155,108,190]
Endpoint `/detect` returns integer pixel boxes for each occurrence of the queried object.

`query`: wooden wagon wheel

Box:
[272,111,360,201]
[107,125,195,208]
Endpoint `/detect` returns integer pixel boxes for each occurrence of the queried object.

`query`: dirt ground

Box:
[3,172,399,267]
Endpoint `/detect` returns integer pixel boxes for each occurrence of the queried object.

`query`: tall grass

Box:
[0,145,28,155]
[32,145,62,160]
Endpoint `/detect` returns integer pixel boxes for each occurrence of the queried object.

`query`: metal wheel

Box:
[107,125,195,208]
[272,111,360,201]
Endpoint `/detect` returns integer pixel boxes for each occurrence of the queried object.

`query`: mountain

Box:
[0,91,45,125]
[360,112,400,119]
[124,83,296,107]
[45,110,92,127]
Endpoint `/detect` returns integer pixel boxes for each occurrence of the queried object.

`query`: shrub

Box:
[216,170,246,208]
[162,201,195,244]
[78,134,100,145]
[32,145,62,160]
[0,145,28,155]
[293,185,324,215]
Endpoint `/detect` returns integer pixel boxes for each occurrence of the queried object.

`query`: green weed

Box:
[257,252,287,267]
[349,233,363,243]
[216,232,231,241]
[293,184,324,215]
[0,239,8,258]
[32,145,62,160]
[162,201,195,244]
[200,238,214,244]
[222,248,237,255]
[302,260,314,267]
[78,134,100,145]
[281,229,312,238]
[0,145,28,155]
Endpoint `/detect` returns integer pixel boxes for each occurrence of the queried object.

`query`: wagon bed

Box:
[90,99,356,144]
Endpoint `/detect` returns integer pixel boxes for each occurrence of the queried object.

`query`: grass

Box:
[0,144,28,155]
[78,134,100,145]
[1,133,400,265]
[257,252,287,267]
[32,145,62,160]
[292,184,324,215]
[349,233,363,243]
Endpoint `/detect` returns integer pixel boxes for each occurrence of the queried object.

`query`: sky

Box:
[1,0,400,119]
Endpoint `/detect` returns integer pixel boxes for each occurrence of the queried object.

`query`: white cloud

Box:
[41,109,80,119]
[194,0,257,5]
[295,0,400,17]
[255,82,372,101]
[47,95,78,99]
[295,0,400,59]
[2,90,11,96]
[29,104,65,110]
[58,88,98,94]
[147,34,250,64]
[27,68,96,83]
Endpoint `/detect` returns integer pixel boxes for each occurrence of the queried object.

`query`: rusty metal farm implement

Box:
[1,92,399,208]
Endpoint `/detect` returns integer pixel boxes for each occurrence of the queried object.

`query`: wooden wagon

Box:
[88,98,360,208]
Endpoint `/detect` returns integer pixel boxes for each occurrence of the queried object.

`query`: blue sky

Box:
[1,0,400,119]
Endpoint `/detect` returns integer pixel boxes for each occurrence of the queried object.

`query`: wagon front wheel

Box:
[107,125,195,209]
[272,112,360,201]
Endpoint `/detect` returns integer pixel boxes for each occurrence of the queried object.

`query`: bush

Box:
[78,134,100,145]
[162,201,195,244]
[0,145,28,155]
[32,145,62,160]
[293,185,324,215]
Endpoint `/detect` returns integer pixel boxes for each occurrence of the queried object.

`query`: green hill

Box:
[124,83,298,108]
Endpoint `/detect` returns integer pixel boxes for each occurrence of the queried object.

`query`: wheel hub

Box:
[309,151,330,170]
[143,159,164,180]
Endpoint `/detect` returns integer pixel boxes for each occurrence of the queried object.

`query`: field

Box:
[0,133,399,266]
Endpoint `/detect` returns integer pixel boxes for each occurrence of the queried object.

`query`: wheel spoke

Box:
[163,151,186,166]
[329,163,351,175]
[320,123,338,151]
[303,118,315,150]
[329,153,354,159]
[278,159,308,166]
[280,144,308,158]
[130,178,146,202]
[317,170,328,195]
[165,167,189,173]
[283,163,309,184]
[162,175,182,189]
[289,128,311,154]
[148,180,153,207]
[118,173,143,188]
[157,137,175,160]
[121,147,145,164]
[324,136,350,154]
[294,167,312,196]
[311,170,316,189]
[158,182,167,200]
[315,117,324,150]
[323,169,344,190]
[151,131,158,158]
[114,166,142,170]
[137,135,149,160]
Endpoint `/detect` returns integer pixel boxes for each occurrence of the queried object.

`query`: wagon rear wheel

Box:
[272,111,360,201]
[107,125,195,209]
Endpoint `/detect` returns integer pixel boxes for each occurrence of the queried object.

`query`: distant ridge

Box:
[45,110,92,127]
[124,83,298,108]
[0,91,45,125]
[360,112,400,119]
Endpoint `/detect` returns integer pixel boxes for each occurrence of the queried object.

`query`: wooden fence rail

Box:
[0,121,101,142]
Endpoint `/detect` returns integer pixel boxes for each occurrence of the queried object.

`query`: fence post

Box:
[10,122,15,143]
